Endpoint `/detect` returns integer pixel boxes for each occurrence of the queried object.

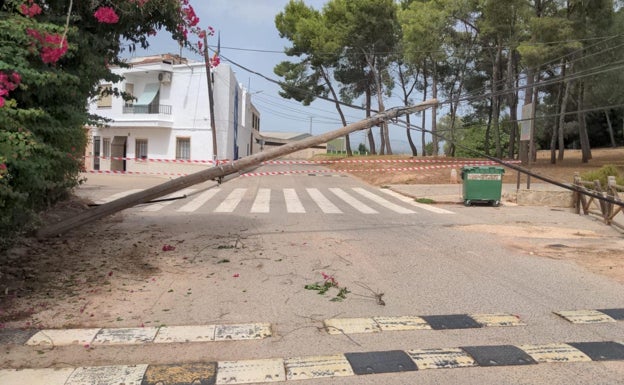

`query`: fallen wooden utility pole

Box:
[38,99,437,238]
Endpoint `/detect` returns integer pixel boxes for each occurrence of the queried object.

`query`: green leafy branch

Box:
[304,272,350,302]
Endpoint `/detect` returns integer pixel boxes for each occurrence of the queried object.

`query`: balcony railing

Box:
[123,104,172,115]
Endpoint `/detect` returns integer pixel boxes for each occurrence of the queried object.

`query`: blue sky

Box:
[135,0,421,153]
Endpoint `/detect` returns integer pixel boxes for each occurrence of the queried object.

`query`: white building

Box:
[85,54,260,175]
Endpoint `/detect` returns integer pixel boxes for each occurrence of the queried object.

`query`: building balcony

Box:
[123,104,172,115]
[103,104,174,128]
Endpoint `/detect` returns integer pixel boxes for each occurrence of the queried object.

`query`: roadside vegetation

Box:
[0,0,201,248]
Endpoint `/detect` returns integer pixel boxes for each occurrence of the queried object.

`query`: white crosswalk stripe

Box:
[306,188,342,214]
[142,189,196,212]
[214,188,247,213]
[101,187,454,216]
[251,188,271,213]
[177,188,221,212]
[284,188,306,213]
[329,188,378,214]
[352,187,415,214]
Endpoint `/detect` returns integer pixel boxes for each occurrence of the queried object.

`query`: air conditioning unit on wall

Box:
[158,72,172,84]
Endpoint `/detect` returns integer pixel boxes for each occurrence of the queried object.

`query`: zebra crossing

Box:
[93,187,455,216]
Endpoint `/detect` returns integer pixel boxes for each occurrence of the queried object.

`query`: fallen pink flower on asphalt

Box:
[233,273,240,278]
[162,244,176,251]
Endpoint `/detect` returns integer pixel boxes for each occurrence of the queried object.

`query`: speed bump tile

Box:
[154,325,216,343]
[214,323,271,341]
[555,310,616,324]
[92,327,159,345]
[470,313,525,327]
[461,345,537,367]
[0,329,38,345]
[216,358,285,384]
[568,342,624,361]
[420,314,482,330]
[26,328,101,346]
[518,343,592,363]
[324,318,381,335]
[0,368,75,385]
[142,362,217,385]
[597,308,624,320]
[284,355,354,380]
[407,348,477,370]
[66,365,148,385]
[345,350,417,375]
[373,316,432,331]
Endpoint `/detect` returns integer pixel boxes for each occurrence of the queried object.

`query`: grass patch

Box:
[581,165,624,187]
[415,198,436,204]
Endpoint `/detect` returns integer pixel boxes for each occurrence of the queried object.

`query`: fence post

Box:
[573,173,581,214]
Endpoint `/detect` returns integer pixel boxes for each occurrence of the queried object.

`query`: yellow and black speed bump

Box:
[324,313,524,335]
[3,341,624,384]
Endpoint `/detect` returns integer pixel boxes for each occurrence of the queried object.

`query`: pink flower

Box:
[27,29,68,63]
[19,1,42,18]
[162,244,176,251]
[94,7,119,24]
[233,273,239,278]
[40,34,68,63]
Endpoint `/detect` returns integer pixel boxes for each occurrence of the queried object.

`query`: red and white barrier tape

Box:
[83,155,520,166]
[240,163,501,177]
[86,170,189,177]
[86,161,513,177]
[84,155,228,164]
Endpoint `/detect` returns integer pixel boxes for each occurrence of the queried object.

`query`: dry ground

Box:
[0,148,623,328]
[321,147,624,187]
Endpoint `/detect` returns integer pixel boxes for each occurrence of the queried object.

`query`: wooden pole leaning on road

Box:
[37,99,438,238]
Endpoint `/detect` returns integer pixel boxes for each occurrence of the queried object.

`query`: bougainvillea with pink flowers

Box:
[0,0,212,246]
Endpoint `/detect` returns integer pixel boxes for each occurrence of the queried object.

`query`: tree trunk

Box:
[365,87,376,155]
[421,60,428,156]
[322,67,352,156]
[577,81,591,163]
[406,115,417,156]
[431,60,438,156]
[605,110,616,147]
[557,61,571,162]
[507,48,519,159]
[485,99,493,156]
[398,63,418,156]
[492,40,503,158]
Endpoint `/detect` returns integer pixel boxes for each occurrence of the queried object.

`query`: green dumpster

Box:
[461,166,505,206]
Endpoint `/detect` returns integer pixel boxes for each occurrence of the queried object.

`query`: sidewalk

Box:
[389,183,574,207]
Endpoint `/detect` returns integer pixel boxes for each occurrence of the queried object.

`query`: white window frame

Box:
[176,137,191,160]
[135,139,148,160]
[97,84,112,108]
[103,137,111,157]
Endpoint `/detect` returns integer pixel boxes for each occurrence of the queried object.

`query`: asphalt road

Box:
[4,164,624,384]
